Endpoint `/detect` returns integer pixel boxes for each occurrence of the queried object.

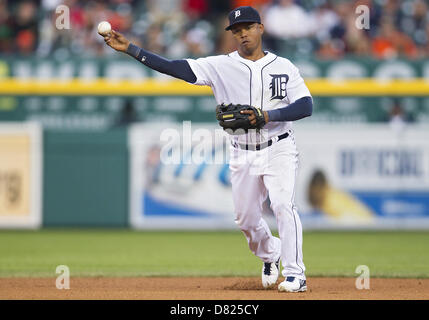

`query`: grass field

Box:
[0,230,428,278]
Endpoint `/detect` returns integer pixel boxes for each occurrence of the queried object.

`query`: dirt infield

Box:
[0,277,428,300]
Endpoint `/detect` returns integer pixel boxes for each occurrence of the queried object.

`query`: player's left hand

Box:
[241,109,269,125]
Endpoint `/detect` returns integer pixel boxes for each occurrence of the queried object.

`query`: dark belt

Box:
[231,132,290,151]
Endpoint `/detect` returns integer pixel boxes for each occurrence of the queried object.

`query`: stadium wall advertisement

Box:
[0,122,42,228]
[129,123,429,230]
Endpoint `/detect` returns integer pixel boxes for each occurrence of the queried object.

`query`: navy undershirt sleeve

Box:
[267,96,313,122]
[126,43,197,84]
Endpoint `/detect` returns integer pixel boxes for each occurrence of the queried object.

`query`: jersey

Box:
[186,50,311,145]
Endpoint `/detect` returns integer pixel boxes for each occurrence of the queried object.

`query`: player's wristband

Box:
[126,43,144,60]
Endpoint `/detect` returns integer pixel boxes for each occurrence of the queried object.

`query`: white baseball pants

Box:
[229,135,306,280]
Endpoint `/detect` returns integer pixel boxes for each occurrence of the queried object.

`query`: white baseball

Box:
[97,21,111,36]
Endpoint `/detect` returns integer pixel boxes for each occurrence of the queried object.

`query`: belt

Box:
[231,132,290,151]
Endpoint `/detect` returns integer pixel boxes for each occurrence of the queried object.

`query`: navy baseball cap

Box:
[225,6,261,31]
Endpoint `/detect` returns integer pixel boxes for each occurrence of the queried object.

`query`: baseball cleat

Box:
[278,277,307,292]
[261,258,280,288]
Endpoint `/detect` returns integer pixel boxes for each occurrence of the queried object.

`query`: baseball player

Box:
[103,6,312,292]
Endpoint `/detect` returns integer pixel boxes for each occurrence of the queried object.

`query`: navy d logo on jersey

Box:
[269,74,289,100]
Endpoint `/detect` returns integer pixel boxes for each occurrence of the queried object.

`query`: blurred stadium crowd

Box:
[0,0,428,59]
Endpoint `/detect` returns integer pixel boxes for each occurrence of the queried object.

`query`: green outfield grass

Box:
[0,230,428,278]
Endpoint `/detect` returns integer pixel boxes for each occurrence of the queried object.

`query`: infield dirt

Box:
[1,277,428,300]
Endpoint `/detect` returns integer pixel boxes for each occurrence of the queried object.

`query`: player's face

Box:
[230,22,264,55]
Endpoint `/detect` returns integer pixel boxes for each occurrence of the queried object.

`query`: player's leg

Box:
[230,150,281,288]
[263,138,306,291]
[230,159,281,263]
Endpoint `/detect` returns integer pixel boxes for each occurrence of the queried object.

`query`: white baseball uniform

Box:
[187,50,311,280]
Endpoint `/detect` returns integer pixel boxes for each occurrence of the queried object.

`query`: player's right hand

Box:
[104,30,130,53]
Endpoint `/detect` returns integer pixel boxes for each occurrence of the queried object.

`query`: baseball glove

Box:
[216,103,266,134]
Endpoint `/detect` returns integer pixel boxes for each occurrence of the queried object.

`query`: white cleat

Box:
[278,277,307,292]
[262,258,280,288]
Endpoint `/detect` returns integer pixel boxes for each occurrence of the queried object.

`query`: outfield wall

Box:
[42,129,129,227]
[0,123,129,228]
[0,122,427,230]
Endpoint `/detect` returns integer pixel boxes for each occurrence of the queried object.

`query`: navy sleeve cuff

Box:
[126,43,141,58]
